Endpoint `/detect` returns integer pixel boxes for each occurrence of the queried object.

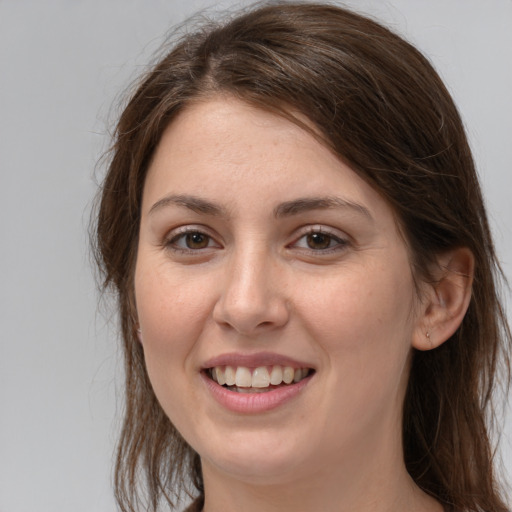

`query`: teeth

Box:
[252,367,270,388]
[209,364,312,389]
[224,365,236,386]
[283,366,294,384]
[235,366,252,387]
[215,367,226,386]
[270,365,283,385]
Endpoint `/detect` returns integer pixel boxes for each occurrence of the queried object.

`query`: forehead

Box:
[143,97,390,217]
[149,98,329,180]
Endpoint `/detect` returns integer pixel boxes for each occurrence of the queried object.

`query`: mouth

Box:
[205,365,314,393]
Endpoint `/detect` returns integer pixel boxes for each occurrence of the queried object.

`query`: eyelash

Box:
[165,226,219,254]
[290,227,349,254]
[164,226,349,255]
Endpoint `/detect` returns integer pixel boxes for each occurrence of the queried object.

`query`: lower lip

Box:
[200,372,313,414]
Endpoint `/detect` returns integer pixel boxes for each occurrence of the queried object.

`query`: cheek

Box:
[133,263,220,437]
[136,260,211,339]
[292,262,416,450]
[134,261,215,393]
[299,259,415,386]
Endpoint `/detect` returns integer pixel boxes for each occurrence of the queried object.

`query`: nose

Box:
[212,246,290,336]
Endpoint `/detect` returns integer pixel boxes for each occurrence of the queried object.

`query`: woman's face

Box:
[135,97,425,486]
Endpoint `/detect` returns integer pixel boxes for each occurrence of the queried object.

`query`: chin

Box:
[198,427,312,483]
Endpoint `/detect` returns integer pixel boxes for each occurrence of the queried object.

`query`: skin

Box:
[135,97,448,512]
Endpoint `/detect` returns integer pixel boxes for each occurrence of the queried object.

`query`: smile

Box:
[207,365,313,393]
[200,353,316,413]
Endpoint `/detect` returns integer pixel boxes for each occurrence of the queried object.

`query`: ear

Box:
[412,247,474,351]
[135,324,143,344]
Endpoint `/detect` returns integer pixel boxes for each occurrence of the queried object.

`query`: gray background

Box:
[0,1,510,511]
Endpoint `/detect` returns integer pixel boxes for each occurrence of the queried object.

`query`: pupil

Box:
[186,232,208,249]
[307,233,330,249]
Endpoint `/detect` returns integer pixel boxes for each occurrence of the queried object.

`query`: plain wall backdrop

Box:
[0,1,510,511]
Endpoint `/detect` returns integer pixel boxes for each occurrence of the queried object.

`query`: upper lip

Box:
[201,351,315,370]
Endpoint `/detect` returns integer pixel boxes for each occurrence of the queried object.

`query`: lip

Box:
[201,351,315,370]
[200,372,313,413]
[200,352,315,414]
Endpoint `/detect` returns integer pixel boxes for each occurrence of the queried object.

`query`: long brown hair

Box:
[93,2,511,511]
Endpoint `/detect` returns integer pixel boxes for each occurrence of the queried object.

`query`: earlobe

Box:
[412,247,474,351]
[135,325,143,344]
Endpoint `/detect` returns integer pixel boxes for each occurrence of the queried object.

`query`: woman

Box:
[93,2,511,511]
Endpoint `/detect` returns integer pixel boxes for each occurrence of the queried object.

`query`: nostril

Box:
[212,293,290,335]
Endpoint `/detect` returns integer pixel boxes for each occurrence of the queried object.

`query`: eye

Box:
[166,229,219,252]
[292,229,348,252]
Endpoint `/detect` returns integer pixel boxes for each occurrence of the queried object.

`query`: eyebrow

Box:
[148,194,226,216]
[148,193,373,221]
[274,196,373,221]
